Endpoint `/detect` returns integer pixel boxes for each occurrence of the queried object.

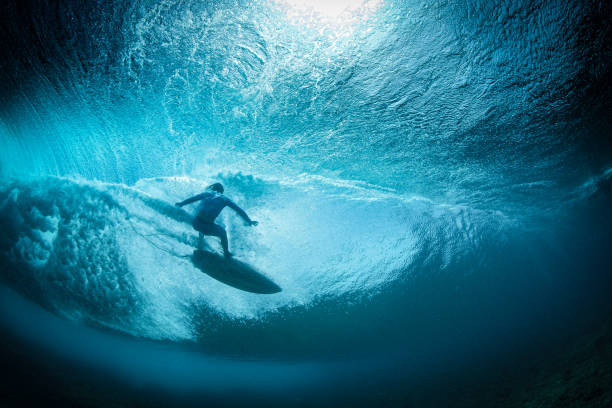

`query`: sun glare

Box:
[280,0,376,18]
[273,0,382,35]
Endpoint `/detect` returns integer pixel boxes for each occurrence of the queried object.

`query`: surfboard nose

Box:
[191,250,282,294]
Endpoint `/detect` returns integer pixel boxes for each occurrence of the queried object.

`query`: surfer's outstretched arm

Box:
[226,199,257,225]
[175,193,205,207]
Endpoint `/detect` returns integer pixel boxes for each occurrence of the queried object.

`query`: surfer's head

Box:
[208,182,224,194]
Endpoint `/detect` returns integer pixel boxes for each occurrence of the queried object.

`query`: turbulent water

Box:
[0,0,611,406]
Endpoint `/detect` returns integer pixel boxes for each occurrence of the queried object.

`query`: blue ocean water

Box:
[0,0,610,406]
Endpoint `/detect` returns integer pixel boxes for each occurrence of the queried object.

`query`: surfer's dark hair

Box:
[208,183,224,194]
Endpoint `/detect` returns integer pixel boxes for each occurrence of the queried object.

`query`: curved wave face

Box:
[1,0,611,406]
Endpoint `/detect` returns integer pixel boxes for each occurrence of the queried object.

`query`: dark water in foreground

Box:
[1,0,611,406]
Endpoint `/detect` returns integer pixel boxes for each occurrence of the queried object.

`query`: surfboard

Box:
[191,250,281,294]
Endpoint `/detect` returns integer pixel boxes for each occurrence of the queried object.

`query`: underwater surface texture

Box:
[0,0,611,406]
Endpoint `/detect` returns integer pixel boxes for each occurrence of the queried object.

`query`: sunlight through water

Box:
[271,0,383,36]
[0,0,611,406]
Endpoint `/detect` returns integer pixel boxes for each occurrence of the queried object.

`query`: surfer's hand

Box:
[249,220,258,226]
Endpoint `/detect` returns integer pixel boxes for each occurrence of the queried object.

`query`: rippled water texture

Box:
[0,0,610,406]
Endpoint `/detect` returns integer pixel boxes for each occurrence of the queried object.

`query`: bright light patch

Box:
[273,0,382,36]
[280,0,377,18]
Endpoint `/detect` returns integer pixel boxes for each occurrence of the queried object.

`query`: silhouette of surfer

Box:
[175,183,258,257]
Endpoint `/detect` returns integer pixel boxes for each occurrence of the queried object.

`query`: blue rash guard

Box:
[177,191,252,224]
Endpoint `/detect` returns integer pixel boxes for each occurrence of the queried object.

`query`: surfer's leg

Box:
[192,218,205,249]
[195,221,230,256]
[212,224,230,256]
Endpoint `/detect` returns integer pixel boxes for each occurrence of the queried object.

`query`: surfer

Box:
[175,183,258,257]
